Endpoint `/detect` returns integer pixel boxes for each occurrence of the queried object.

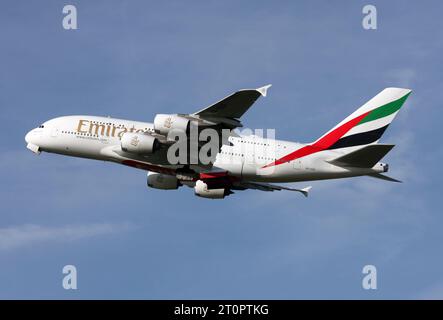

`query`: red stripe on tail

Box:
[262,111,370,168]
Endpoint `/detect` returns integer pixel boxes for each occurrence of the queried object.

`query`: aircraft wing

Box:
[238,182,312,197]
[192,84,272,128]
[196,171,312,197]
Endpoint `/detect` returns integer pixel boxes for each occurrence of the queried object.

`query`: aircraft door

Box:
[292,159,302,170]
[50,127,59,138]
[241,151,257,178]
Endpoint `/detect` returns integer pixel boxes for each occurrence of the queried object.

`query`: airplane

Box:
[25,85,411,199]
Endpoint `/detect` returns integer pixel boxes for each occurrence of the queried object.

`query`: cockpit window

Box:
[38,125,44,128]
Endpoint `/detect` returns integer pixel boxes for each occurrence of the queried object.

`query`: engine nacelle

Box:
[147,172,180,190]
[194,180,231,199]
[154,114,190,136]
[121,132,160,155]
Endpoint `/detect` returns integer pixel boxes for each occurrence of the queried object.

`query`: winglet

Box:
[300,186,312,197]
[257,84,272,97]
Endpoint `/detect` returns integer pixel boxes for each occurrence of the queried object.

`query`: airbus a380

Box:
[25,85,411,199]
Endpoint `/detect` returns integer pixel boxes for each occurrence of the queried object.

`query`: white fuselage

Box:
[25,115,385,183]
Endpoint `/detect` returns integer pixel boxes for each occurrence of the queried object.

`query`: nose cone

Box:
[25,129,41,154]
[25,130,33,144]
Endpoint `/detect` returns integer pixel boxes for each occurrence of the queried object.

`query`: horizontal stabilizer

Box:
[367,173,402,183]
[329,144,395,168]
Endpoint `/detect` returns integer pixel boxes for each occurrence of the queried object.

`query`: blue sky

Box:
[1,0,442,299]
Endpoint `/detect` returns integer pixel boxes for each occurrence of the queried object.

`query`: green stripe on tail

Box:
[358,92,411,125]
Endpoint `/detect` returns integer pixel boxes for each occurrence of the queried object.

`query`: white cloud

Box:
[384,68,416,88]
[0,223,134,251]
[415,281,443,299]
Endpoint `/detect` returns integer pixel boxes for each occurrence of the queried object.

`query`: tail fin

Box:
[313,88,411,150]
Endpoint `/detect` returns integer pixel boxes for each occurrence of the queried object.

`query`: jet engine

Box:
[154,114,190,136]
[194,180,232,199]
[121,132,160,155]
[147,172,180,190]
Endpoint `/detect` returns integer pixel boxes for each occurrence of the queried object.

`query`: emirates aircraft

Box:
[25,85,411,199]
